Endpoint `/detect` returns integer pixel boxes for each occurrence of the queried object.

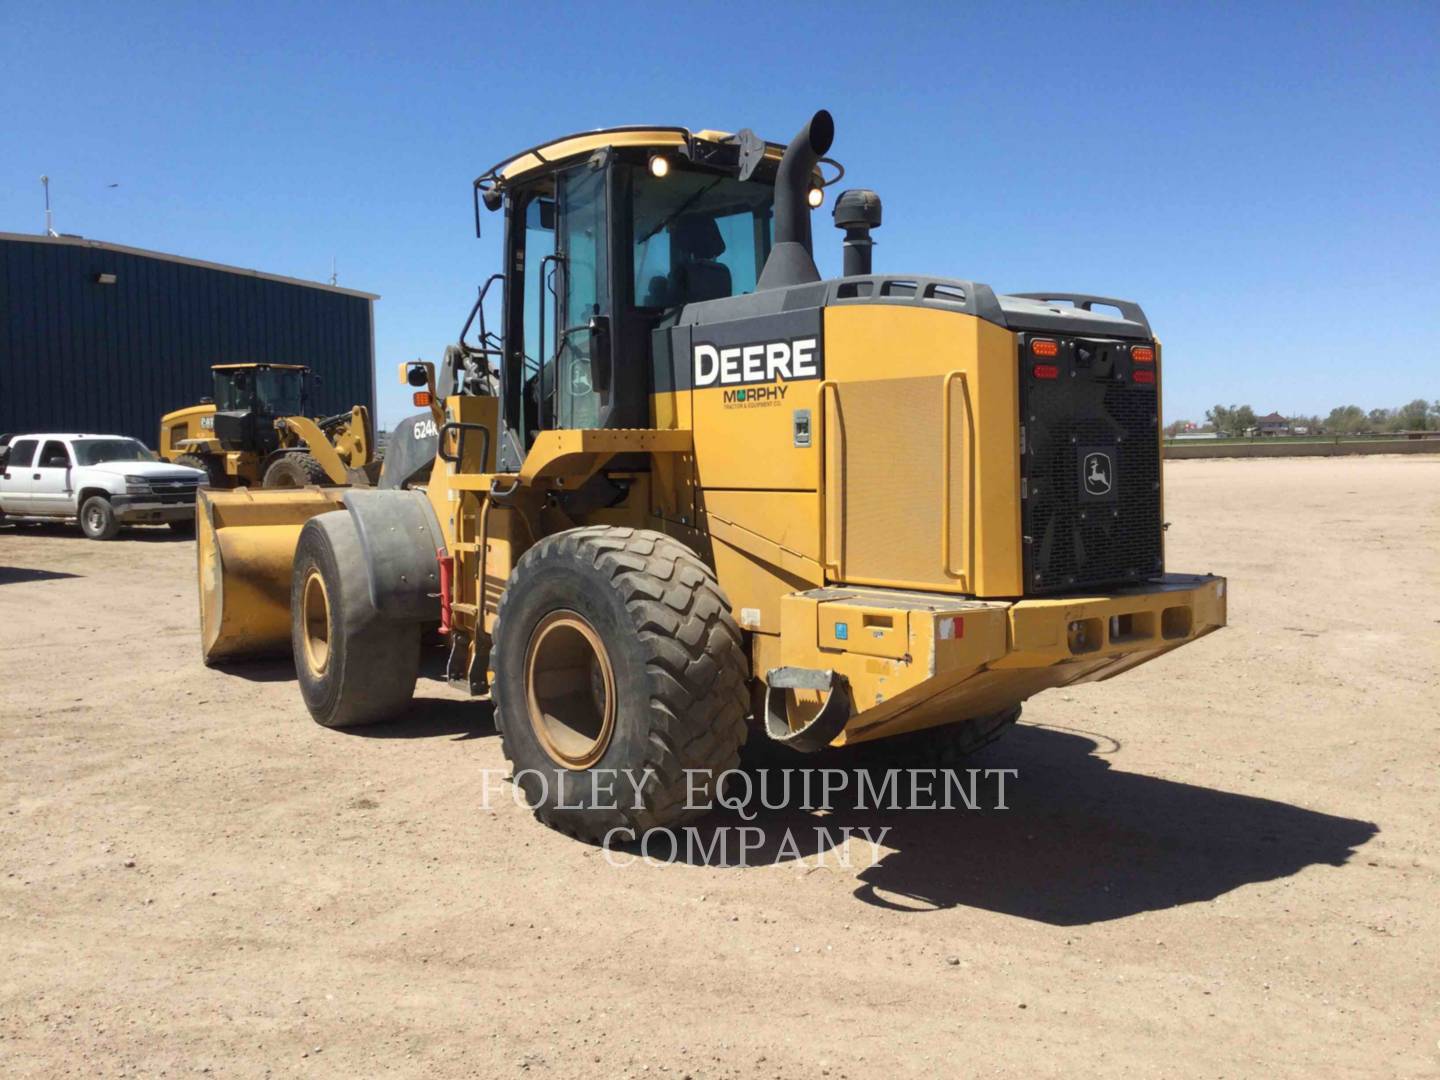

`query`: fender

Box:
[340,489,448,621]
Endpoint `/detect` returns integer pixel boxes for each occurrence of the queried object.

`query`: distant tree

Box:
[1164,419,1191,437]
[1368,407,1393,432]
[1206,404,1257,436]
[1395,398,1432,431]
[1326,405,1366,434]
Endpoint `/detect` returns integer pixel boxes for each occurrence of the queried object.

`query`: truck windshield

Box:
[628,166,774,307]
[73,439,157,465]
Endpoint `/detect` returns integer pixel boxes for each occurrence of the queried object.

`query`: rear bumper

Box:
[770,573,1227,746]
[111,494,196,524]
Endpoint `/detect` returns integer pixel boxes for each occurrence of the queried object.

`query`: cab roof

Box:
[474,125,826,193]
[211,363,309,372]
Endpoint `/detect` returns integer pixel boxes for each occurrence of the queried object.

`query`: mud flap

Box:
[763,667,852,753]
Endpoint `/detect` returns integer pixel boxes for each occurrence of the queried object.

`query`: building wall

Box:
[0,235,375,443]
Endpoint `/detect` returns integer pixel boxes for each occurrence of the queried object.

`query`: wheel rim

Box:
[524,610,616,770]
[85,504,103,532]
[301,569,332,675]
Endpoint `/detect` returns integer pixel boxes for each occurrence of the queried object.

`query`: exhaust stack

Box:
[756,109,834,291]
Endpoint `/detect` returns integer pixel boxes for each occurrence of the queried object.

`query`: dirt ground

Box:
[2,456,1437,1078]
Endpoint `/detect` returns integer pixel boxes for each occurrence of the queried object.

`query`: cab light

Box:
[1033,364,1059,380]
[413,390,433,406]
[1031,339,1059,358]
[648,154,670,178]
[807,187,824,208]
[1133,369,1155,384]
[1132,345,1155,363]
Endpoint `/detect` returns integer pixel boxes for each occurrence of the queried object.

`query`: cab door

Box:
[0,438,38,512]
[31,440,75,516]
[501,161,612,466]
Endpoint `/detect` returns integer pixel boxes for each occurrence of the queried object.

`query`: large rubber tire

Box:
[290,512,421,728]
[490,526,750,841]
[79,495,121,540]
[264,453,329,489]
[174,454,221,487]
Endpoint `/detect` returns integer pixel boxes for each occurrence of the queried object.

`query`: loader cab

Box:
[484,131,780,469]
[210,363,309,454]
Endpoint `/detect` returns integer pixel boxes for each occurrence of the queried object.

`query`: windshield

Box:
[73,439,158,465]
[213,368,306,415]
[629,166,774,307]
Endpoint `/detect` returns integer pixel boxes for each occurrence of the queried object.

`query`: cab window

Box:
[6,439,37,469]
[629,166,773,309]
[37,441,72,468]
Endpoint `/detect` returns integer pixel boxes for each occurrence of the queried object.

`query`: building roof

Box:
[0,232,379,300]
[1258,412,1288,424]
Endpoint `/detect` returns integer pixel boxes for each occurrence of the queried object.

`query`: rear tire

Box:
[877,706,1023,766]
[291,512,421,728]
[490,526,750,841]
[264,453,329,489]
[79,495,120,540]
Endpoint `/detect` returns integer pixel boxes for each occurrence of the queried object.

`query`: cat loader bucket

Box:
[196,486,345,663]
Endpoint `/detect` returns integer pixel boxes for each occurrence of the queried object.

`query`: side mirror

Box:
[589,315,612,393]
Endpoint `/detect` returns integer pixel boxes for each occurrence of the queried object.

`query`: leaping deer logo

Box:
[1084,452,1112,494]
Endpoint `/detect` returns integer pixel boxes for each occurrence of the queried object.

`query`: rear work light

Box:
[1033,364,1059,380]
[1031,339,1059,358]
[1133,369,1155,384]
[1132,345,1155,363]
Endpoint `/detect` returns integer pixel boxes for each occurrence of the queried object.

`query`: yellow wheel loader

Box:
[159,362,379,489]
[196,111,1227,840]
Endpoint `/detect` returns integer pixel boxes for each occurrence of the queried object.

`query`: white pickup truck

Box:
[0,433,205,540]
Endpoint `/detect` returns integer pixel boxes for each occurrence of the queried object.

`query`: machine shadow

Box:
[0,565,81,585]
[350,697,496,741]
[674,724,1377,926]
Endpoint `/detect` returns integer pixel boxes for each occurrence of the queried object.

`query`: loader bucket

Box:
[196,486,345,663]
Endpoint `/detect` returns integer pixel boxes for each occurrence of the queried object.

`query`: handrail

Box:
[815,380,840,578]
[940,370,976,582]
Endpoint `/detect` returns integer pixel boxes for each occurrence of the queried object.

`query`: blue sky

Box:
[3,1,1436,427]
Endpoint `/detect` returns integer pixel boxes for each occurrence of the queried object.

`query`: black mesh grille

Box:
[1021,335,1163,594]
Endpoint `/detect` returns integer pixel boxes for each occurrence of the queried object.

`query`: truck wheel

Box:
[291,512,421,728]
[79,495,121,540]
[264,453,329,489]
[490,526,750,841]
[174,454,219,487]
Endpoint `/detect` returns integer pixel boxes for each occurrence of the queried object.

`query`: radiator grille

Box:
[1021,335,1162,593]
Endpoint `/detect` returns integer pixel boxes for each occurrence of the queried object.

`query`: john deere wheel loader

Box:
[196,111,1226,840]
[160,362,378,489]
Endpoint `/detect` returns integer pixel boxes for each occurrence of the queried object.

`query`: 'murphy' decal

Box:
[692,337,821,389]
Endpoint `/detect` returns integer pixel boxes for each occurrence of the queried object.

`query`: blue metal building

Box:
[0,233,377,443]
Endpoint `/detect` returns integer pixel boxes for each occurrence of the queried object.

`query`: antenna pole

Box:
[41,175,57,236]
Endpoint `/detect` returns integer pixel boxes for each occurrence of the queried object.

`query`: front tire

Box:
[490,526,750,841]
[291,513,421,728]
[265,453,329,489]
[79,495,120,540]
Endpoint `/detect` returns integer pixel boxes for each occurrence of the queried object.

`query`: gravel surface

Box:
[2,456,1436,1077]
